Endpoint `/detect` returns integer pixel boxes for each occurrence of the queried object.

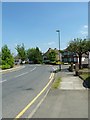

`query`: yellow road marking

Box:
[15,73,54,119]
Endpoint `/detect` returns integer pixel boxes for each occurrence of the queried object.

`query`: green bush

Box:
[6,58,14,68]
[1,64,11,70]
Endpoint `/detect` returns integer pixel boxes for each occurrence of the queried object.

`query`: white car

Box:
[22,61,26,64]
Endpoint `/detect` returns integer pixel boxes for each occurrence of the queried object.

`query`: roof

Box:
[43,48,59,56]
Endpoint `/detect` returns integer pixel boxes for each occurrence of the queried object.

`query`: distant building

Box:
[43,48,62,62]
[81,53,88,68]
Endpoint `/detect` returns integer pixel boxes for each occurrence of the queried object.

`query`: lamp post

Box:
[56,30,61,70]
[89,51,90,69]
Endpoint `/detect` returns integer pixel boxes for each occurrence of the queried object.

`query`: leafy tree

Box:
[1,45,14,68]
[15,43,26,62]
[86,39,90,52]
[67,38,90,69]
[35,47,43,63]
[47,50,57,62]
[27,47,43,64]
[27,48,36,62]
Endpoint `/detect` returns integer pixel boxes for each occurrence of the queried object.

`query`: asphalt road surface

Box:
[2,64,55,118]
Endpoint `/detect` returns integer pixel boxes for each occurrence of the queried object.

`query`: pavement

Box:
[58,69,86,90]
[31,66,88,118]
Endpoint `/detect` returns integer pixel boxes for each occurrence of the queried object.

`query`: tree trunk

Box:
[79,54,82,69]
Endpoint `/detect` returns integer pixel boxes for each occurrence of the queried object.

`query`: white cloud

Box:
[79,25,88,37]
[84,25,88,29]
[80,31,88,35]
[47,41,55,45]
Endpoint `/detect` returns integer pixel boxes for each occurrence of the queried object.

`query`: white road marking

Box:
[15,67,36,78]
[28,89,50,118]
[30,67,36,72]
[29,64,41,67]
[1,67,36,83]
[0,79,7,83]
[52,66,58,71]
[15,72,29,78]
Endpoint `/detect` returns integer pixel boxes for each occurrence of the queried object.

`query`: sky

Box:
[2,2,88,55]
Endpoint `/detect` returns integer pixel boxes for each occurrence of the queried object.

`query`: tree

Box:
[86,39,90,52]
[47,50,57,62]
[27,47,43,64]
[15,43,26,63]
[1,45,14,69]
[35,47,43,63]
[67,38,89,69]
[27,48,36,63]
[0,52,1,65]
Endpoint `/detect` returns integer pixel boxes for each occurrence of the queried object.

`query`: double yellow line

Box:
[15,72,54,119]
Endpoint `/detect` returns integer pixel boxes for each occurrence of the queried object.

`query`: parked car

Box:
[14,59,21,65]
[29,61,34,64]
[22,61,25,64]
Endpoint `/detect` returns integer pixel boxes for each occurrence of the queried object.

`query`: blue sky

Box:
[2,2,88,55]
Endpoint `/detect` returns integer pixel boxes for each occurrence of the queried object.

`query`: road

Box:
[2,64,56,118]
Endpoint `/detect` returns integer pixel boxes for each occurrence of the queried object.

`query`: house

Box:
[43,48,62,63]
[81,53,88,68]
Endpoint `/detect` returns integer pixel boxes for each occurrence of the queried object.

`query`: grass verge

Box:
[80,73,90,89]
[52,77,62,89]
[80,73,90,80]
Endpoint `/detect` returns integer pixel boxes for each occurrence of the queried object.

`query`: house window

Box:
[69,58,71,62]
[64,58,67,62]
[64,52,67,55]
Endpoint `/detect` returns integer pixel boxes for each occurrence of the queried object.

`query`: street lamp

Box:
[56,30,61,70]
[88,38,90,69]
